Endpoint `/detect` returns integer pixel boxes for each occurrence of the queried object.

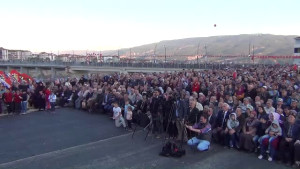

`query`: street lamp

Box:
[164,45,166,63]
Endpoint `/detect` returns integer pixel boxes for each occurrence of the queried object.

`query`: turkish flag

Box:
[293,64,298,71]
[20,73,33,83]
[233,71,237,80]
[10,70,21,83]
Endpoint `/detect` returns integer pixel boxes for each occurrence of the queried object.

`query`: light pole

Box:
[196,42,200,65]
[164,45,166,64]
[153,44,157,63]
[130,48,132,63]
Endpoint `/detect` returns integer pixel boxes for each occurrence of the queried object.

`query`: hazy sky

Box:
[0,0,299,52]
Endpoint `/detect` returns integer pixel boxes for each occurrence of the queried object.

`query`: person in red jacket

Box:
[44,87,51,110]
[3,89,13,114]
[14,89,22,114]
[192,78,200,93]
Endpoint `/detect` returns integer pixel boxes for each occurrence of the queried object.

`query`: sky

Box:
[0,0,299,53]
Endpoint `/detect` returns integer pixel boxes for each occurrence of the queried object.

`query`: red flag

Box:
[20,73,33,83]
[293,64,298,71]
[233,71,237,80]
[10,70,21,83]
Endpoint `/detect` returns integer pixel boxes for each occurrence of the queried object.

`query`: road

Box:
[0,108,291,169]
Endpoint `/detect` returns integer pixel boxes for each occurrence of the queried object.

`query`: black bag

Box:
[159,141,185,158]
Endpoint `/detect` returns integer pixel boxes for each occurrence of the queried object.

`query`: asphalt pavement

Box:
[0,108,292,169]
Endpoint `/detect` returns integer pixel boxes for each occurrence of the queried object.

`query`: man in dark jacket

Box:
[150,89,163,137]
[93,89,104,113]
[212,103,230,145]
[279,113,300,165]
[186,114,212,151]
[173,91,189,141]
[207,107,216,127]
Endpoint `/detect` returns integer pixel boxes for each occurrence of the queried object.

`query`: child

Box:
[253,115,269,151]
[124,100,134,128]
[126,106,133,131]
[258,120,282,161]
[48,91,57,112]
[21,91,28,114]
[113,102,126,128]
[225,113,240,148]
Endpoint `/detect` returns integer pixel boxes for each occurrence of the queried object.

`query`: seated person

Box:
[185,114,212,151]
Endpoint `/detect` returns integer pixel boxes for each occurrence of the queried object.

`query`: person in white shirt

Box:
[264,99,275,114]
[48,91,57,112]
[113,102,126,128]
[126,106,133,131]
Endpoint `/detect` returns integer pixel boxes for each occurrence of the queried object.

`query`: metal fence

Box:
[0,59,296,70]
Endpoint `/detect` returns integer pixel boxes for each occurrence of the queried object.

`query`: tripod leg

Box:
[179,120,187,149]
[131,123,138,139]
[145,127,151,141]
[145,120,153,141]
[143,123,150,131]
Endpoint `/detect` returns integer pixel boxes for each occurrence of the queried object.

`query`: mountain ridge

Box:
[61,34,298,59]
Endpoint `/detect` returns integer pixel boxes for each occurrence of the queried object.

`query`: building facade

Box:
[0,47,9,60]
[295,37,300,56]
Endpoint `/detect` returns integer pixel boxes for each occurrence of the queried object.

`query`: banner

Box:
[20,73,33,83]
[10,69,21,83]
[0,71,12,88]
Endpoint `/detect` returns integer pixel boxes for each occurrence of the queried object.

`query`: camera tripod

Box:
[132,111,153,141]
[163,100,191,150]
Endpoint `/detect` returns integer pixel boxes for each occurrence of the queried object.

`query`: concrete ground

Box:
[0,108,292,169]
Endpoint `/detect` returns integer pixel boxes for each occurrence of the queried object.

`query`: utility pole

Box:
[196,43,200,65]
[130,48,132,62]
[164,45,166,63]
[153,44,157,63]
[248,42,251,57]
[252,45,255,64]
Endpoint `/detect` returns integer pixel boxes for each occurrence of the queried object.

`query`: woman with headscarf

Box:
[239,110,259,152]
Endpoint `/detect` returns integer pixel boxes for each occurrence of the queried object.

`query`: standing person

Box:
[112,102,126,128]
[186,114,212,151]
[3,89,13,114]
[37,90,46,111]
[0,85,5,114]
[21,91,28,114]
[124,100,134,126]
[150,89,163,138]
[174,91,188,141]
[48,90,57,112]
[14,90,22,114]
[44,87,51,110]
[126,106,133,131]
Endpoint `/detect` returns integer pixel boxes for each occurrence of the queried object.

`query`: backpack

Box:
[159,141,185,158]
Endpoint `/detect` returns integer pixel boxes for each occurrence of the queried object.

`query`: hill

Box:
[63,34,297,60]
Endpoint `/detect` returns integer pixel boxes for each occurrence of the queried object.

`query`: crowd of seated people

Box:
[0,65,300,167]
